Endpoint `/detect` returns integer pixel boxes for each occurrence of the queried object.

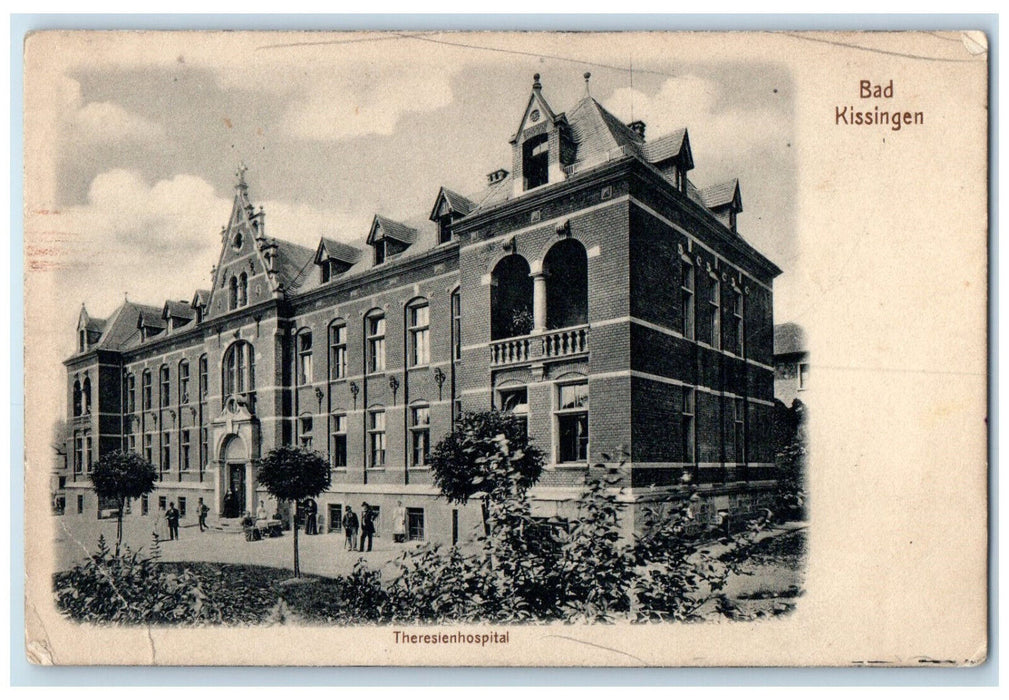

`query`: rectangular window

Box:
[498,387,529,435]
[160,366,170,408]
[74,433,83,474]
[158,495,166,511]
[200,427,208,473]
[328,504,343,533]
[367,316,386,373]
[555,382,589,464]
[142,372,152,410]
[141,494,149,516]
[407,507,425,541]
[85,435,92,472]
[681,259,695,340]
[733,398,746,464]
[410,405,431,468]
[732,288,744,356]
[707,275,721,350]
[181,430,191,471]
[330,414,347,468]
[682,388,696,465]
[180,362,190,404]
[77,495,84,514]
[799,362,809,390]
[298,332,313,386]
[128,433,137,454]
[374,240,386,266]
[161,432,171,469]
[438,216,452,245]
[408,304,430,366]
[144,433,153,464]
[368,410,386,468]
[299,415,313,450]
[199,356,208,402]
[329,323,347,380]
[178,497,187,517]
[126,374,136,413]
[451,290,461,361]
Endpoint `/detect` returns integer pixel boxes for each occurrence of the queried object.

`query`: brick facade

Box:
[59,76,782,541]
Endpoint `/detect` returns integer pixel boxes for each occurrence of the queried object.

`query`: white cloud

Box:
[280,67,454,141]
[603,75,789,183]
[60,76,165,145]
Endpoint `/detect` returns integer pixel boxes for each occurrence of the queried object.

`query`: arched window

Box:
[229,276,238,310]
[82,376,92,415]
[179,360,190,404]
[490,255,533,340]
[365,311,386,374]
[222,341,255,405]
[159,365,170,408]
[142,370,152,411]
[297,330,313,386]
[238,272,248,307]
[406,299,430,367]
[328,320,347,380]
[72,379,82,417]
[543,239,588,330]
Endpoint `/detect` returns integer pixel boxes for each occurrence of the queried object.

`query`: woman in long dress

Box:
[153,504,169,541]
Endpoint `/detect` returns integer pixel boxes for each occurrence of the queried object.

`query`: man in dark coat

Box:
[359,502,375,552]
[166,502,181,540]
[342,506,359,551]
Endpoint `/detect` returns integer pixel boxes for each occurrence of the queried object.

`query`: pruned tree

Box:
[429,410,545,536]
[89,450,158,556]
[255,446,331,577]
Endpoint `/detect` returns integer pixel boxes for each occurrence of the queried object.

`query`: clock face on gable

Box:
[529,109,540,123]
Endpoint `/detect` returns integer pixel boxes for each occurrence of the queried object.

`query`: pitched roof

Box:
[640,128,690,166]
[429,187,476,220]
[699,179,742,211]
[163,300,195,321]
[192,289,211,308]
[774,322,806,356]
[272,239,316,291]
[368,215,418,246]
[137,305,167,330]
[315,237,362,266]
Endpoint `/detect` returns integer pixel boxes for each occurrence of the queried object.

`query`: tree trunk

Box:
[481,497,491,537]
[292,503,301,578]
[115,498,124,557]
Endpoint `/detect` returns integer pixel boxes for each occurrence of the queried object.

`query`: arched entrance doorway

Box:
[220,434,250,518]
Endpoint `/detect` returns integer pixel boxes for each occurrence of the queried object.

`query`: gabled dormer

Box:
[191,289,210,324]
[76,304,104,353]
[367,215,416,266]
[314,237,361,283]
[641,128,694,194]
[136,306,166,342]
[510,74,574,196]
[162,300,195,333]
[700,179,743,233]
[429,187,475,244]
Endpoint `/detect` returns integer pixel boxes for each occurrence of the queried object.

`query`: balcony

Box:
[490,325,589,367]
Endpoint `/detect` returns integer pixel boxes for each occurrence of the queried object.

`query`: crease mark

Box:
[540,634,649,666]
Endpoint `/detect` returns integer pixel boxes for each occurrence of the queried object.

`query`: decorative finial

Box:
[124,291,129,303]
[235,161,248,190]
[584,72,592,96]
[533,73,541,90]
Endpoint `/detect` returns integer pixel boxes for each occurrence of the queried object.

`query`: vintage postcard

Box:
[22,29,988,667]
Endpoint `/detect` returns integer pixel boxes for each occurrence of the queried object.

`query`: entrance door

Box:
[228,463,246,517]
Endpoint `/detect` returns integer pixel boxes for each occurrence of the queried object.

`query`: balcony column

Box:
[531,267,548,333]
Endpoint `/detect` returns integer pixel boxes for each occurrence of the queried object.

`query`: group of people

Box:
[341,502,378,552]
[152,497,210,541]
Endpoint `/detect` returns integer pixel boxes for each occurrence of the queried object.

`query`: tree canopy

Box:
[90,450,158,504]
[429,410,545,506]
[256,446,331,502]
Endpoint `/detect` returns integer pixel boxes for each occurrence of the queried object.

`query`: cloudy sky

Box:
[26,31,796,427]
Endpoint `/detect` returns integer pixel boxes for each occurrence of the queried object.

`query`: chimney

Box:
[628,121,646,139]
[487,169,509,185]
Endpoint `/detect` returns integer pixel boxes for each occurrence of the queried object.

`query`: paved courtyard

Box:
[53,515,413,578]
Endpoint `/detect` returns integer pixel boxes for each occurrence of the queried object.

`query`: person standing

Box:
[393,500,407,544]
[166,502,180,541]
[342,506,359,551]
[305,499,318,536]
[153,503,169,541]
[197,498,209,532]
[359,502,375,552]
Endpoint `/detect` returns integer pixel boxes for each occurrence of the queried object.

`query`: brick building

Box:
[59,74,782,542]
[773,322,808,407]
